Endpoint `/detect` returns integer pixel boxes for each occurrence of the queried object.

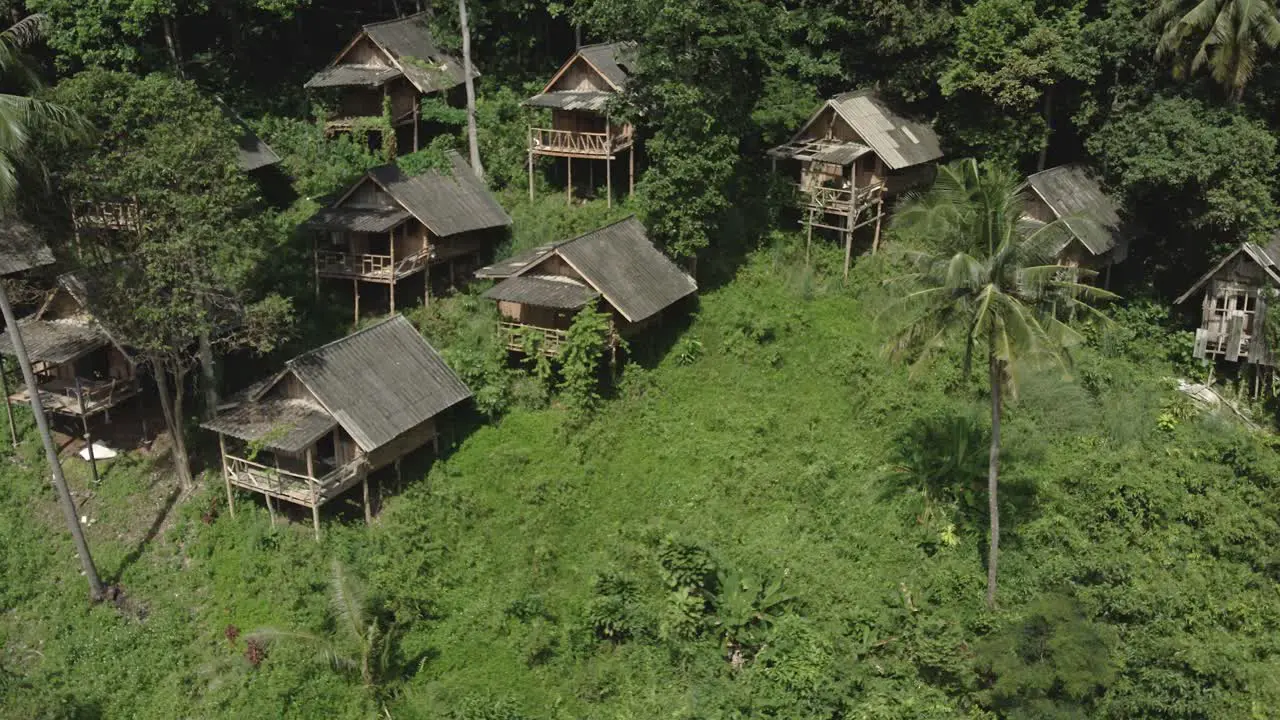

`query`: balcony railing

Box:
[316,250,430,280]
[529,127,633,158]
[9,375,140,417]
[72,199,142,233]
[796,182,885,216]
[224,454,366,507]
[500,321,569,356]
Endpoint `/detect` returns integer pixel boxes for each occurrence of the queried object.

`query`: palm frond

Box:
[2,14,47,50]
[330,560,369,647]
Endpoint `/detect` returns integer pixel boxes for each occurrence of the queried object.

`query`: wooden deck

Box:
[8,377,140,418]
[529,127,634,159]
[224,454,368,508]
[316,249,431,282]
[796,182,885,218]
[501,321,568,356]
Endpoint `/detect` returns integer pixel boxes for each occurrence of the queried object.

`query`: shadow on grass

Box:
[109,482,181,584]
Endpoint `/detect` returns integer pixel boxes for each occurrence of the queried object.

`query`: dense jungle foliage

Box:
[2,0,1280,717]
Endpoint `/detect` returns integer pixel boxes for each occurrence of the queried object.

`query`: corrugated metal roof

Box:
[474,244,561,279]
[578,41,638,91]
[201,398,338,454]
[0,217,52,276]
[363,12,471,94]
[286,315,471,452]
[0,319,108,364]
[1025,164,1120,256]
[364,151,512,237]
[550,216,696,323]
[820,90,942,170]
[525,91,614,112]
[304,64,403,89]
[215,98,282,172]
[483,275,598,309]
[813,142,873,165]
[307,206,411,233]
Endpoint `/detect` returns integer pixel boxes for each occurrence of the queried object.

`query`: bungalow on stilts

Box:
[307,150,511,322]
[525,42,638,206]
[475,216,696,357]
[1020,164,1126,286]
[768,90,942,277]
[202,315,472,539]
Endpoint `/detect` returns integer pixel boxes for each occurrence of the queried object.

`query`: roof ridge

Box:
[562,214,639,248]
[362,10,429,30]
[578,40,632,51]
[287,314,407,366]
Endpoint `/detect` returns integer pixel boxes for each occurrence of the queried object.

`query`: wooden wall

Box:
[550,57,609,92]
[339,36,393,67]
[365,416,438,471]
[393,222,430,259]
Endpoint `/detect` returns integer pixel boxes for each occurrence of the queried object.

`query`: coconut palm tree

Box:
[1151,0,1280,102]
[882,159,1115,609]
[0,15,102,603]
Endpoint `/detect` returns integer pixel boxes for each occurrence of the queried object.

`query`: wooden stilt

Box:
[606,155,613,208]
[528,145,534,201]
[394,458,402,486]
[353,279,360,325]
[1104,263,1113,290]
[412,100,420,152]
[629,149,635,198]
[265,494,277,527]
[219,434,235,518]
[589,157,595,199]
[805,217,813,265]
[312,236,320,300]
[843,231,853,280]
[389,231,396,314]
[870,202,884,255]
[0,356,16,448]
[363,474,371,525]
[75,379,99,486]
[567,157,573,205]
[307,447,319,541]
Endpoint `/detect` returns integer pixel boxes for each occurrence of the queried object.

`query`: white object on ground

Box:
[79,443,118,461]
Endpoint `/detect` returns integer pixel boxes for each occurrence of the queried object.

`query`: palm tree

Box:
[882,159,1115,609]
[250,561,404,695]
[0,15,103,603]
[1151,0,1280,102]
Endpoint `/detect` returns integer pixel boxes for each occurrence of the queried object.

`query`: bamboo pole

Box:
[629,147,635,198]
[74,378,99,486]
[413,97,420,152]
[606,155,613,209]
[353,279,360,325]
[527,132,535,201]
[363,473,372,525]
[567,157,573,205]
[265,494,277,527]
[0,356,16,448]
[389,229,396,314]
[307,447,319,541]
[219,434,235,518]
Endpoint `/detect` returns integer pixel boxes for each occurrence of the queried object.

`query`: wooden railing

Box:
[317,249,433,279]
[529,127,633,157]
[797,182,885,216]
[13,375,140,416]
[500,321,569,356]
[72,199,142,233]
[225,454,365,506]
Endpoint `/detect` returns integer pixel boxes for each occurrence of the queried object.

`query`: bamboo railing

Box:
[316,249,431,279]
[500,321,569,356]
[529,127,633,157]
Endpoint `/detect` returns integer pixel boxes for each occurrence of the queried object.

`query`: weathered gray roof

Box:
[0,218,53,276]
[474,244,561,279]
[789,90,941,171]
[1176,237,1280,305]
[0,319,108,364]
[214,97,282,172]
[554,217,695,322]
[363,12,470,94]
[201,398,338,454]
[578,41,638,91]
[307,206,412,233]
[1024,164,1120,256]
[525,90,614,112]
[304,64,403,89]
[282,315,471,452]
[483,275,599,309]
[363,151,511,237]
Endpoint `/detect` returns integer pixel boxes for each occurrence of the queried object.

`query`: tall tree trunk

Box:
[162,15,185,79]
[0,284,104,602]
[198,330,218,422]
[154,361,194,491]
[459,0,483,180]
[575,24,582,49]
[986,354,1003,610]
[1037,86,1053,172]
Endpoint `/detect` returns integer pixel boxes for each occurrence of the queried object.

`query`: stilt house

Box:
[525,41,638,206]
[307,151,511,321]
[475,216,696,356]
[305,12,470,154]
[202,315,471,538]
[767,90,942,275]
[1020,164,1125,281]
[0,271,139,420]
[1175,238,1280,366]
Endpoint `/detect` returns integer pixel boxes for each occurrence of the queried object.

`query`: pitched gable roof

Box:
[306,12,472,95]
[1023,164,1120,256]
[527,41,638,112]
[271,315,471,452]
[321,151,511,237]
[0,318,109,365]
[1175,237,1280,305]
[0,217,53,276]
[787,90,942,170]
[214,98,282,172]
[480,216,697,323]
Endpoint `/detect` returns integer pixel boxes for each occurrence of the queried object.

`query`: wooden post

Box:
[265,494,277,527]
[353,279,360,325]
[363,473,371,525]
[395,458,402,485]
[606,155,613,209]
[629,147,635,198]
[871,207,884,255]
[312,236,320,299]
[307,447,319,541]
[0,356,16,448]
[389,230,397,315]
[528,129,535,201]
[74,378,99,486]
[805,217,813,266]
[843,232,853,280]
[219,433,235,518]
[412,97,421,152]
[567,157,573,205]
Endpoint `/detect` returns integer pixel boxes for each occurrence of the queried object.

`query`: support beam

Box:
[307,447,319,541]
[219,433,235,518]
[265,494,277,527]
[353,279,360,325]
[75,379,99,486]
[567,157,573,205]
[412,97,421,152]
[389,230,396,314]
[363,474,372,525]
[527,137,535,201]
[606,154,613,209]
[629,149,635,198]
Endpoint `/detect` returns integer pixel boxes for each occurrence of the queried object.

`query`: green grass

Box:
[4,236,1280,718]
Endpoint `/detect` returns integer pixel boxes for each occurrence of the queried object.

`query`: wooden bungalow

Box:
[1175,238,1280,368]
[767,90,942,276]
[525,41,638,206]
[1020,164,1125,284]
[304,11,470,154]
[0,272,139,420]
[201,315,472,539]
[307,151,511,322]
[474,216,696,356]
